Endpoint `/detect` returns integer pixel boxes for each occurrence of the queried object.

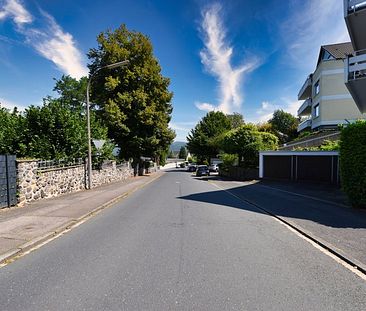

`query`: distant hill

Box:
[169,141,186,152]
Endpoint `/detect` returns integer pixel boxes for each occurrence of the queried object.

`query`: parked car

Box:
[209,163,219,172]
[187,163,197,172]
[179,162,186,168]
[196,165,210,177]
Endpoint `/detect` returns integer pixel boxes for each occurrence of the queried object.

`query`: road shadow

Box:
[178,181,366,229]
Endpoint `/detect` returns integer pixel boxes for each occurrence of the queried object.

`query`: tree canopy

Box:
[222,124,278,167]
[268,109,299,143]
[87,24,175,165]
[186,111,231,162]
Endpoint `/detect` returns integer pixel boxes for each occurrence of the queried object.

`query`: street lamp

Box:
[86,60,129,189]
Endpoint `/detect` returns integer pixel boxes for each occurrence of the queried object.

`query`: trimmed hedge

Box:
[339,120,366,208]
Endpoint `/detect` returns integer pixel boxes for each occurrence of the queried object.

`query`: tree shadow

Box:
[178,181,366,229]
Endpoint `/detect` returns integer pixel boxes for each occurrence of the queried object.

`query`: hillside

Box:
[169,141,186,152]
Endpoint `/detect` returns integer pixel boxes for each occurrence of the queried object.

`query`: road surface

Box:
[0,170,365,310]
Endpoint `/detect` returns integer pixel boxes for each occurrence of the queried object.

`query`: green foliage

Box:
[0,106,26,155]
[319,139,340,151]
[293,139,340,151]
[220,153,238,169]
[227,113,244,129]
[88,24,175,165]
[340,121,366,208]
[23,99,88,159]
[222,124,278,167]
[178,146,187,159]
[269,109,299,143]
[186,111,231,162]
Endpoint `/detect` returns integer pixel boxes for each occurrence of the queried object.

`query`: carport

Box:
[259,151,339,184]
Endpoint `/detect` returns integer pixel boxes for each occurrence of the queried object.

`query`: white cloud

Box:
[0,0,33,26]
[25,11,88,79]
[254,98,300,123]
[0,0,87,79]
[281,0,350,72]
[170,121,197,142]
[195,101,216,112]
[198,3,260,114]
[0,97,28,110]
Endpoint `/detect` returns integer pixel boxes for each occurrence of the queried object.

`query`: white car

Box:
[209,164,219,172]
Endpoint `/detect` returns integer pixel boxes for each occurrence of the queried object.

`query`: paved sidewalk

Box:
[209,178,366,272]
[0,172,163,264]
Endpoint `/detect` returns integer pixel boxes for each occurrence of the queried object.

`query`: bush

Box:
[340,121,366,208]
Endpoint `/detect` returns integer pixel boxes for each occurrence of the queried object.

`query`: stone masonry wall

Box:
[17,160,133,206]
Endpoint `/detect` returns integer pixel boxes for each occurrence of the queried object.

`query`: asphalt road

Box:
[0,170,365,310]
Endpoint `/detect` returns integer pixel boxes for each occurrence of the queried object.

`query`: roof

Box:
[322,42,354,59]
[316,42,354,66]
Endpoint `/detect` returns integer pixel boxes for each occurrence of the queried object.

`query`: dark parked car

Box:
[196,165,210,177]
[187,163,197,172]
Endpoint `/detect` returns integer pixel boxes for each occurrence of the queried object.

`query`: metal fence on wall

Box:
[0,155,17,208]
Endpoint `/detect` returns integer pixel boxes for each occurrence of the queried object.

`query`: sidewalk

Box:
[210,178,366,273]
[0,172,163,264]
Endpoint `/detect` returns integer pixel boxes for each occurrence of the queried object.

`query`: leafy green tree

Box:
[178,146,187,159]
[222,124,278,167]
[87,24,175,173]
[23,98,88,159]
[187,111,231,163]
[227,113,244,129]
[268,109,299,143]
[0,105,27,156]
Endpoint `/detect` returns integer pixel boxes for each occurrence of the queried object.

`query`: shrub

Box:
[340,120,366,208]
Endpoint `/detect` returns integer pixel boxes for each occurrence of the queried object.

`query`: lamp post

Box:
[86,60,129,189]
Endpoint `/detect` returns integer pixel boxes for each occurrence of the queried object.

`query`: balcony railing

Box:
[297,98,312,117]
[298,74,313,100]
[345,51,366,113]
[297,119,312,132]
[345,0,366,14]
[344,0,366,51]
[345,51,366,82]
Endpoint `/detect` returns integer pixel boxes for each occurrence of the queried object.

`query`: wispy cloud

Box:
[0,0,87,79]
[252,98,300,123]
[198,3,260,114]
[0,0,33,25]
[0,97,28,110]
[195,101,216,112]
[170,121,197,141]
[281,0,349,72]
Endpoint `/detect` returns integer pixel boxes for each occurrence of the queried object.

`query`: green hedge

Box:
[340,120,366,208]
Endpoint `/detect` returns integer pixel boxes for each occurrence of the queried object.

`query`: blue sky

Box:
[0,0,349,141]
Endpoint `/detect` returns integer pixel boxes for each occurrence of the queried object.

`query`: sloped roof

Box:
[316,42,354,66]
[322,42,354,59]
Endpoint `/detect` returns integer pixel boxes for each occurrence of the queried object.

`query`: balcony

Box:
[298,74,313,100]
[297,98,312,117]
[345,52,366,113]
[297,119,312,132]
[344,0,366,51]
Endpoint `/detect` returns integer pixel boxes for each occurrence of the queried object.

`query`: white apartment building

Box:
[297,42,365,132]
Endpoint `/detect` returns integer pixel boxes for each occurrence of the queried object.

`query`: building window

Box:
[314,104,320,118]
[314,80,320,96]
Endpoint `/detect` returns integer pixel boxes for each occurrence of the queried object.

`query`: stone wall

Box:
[17,160,133,206]
[92,162,133,188]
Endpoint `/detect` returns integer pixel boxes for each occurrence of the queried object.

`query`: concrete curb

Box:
[0,172,163,266]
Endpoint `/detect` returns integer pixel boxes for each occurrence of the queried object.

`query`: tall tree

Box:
[87,24,175,171]
[268,109,299,143]
[222,124,278,167]
[227,113,244,129]
[0,105,26,156]
[178,146,187,159]
[187,111,231,162]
